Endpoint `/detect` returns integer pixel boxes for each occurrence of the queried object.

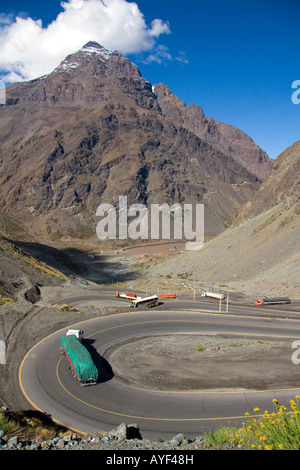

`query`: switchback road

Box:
[19,307,300,440]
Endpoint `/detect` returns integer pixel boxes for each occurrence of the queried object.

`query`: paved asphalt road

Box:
[19,293,300,440]
[56,286,300,317]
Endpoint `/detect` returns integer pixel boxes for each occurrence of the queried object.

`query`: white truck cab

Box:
[66,329,84,342]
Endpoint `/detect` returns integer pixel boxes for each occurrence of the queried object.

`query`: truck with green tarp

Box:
[60,334,98,385]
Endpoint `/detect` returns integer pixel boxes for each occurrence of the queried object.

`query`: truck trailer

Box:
[60,334,98,385]
[115,292,137,300]
[201,291,225,300]
[254,297,291,306]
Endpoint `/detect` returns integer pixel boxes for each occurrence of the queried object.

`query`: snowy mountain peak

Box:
[54,41,113,73]
[81,41,113,59]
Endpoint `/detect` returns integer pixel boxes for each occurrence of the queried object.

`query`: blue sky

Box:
[1,0,299,160]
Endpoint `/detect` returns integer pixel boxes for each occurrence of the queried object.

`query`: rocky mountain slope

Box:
[0,42,272,243]
[147,140,300,298]
[234,140,300,224]
[154,83,273,180]
[0,211,89,303]
[0,234,65,303]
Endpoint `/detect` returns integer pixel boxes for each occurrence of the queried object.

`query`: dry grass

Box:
[0,236,68,280]
[0,297,15,305]
[0,410,71,442]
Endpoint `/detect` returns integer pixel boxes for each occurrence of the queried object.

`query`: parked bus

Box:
[130,295,158,309]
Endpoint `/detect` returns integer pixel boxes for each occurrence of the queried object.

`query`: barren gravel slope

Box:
[146,202,300,299]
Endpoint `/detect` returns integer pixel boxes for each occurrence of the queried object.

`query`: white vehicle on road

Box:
[201,291,225,300]
[66,328,84,342]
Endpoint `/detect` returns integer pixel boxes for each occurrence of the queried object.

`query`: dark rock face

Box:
[153,83,273,180]
[24,285,41,304]
[0,42,271,241]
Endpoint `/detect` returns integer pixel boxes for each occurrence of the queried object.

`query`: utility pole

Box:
[226,292,229,313]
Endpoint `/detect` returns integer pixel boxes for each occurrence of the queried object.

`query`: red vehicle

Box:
[115,292,137,299]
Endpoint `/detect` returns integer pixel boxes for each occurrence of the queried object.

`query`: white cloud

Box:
[0,0,171,82]
[142,45,173,65]
[148,19,170,38]
[175,51,189,64]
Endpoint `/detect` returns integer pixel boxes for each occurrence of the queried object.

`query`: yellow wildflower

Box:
[290,400,297,411]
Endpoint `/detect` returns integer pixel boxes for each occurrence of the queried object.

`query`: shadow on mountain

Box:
[9,239,141,285]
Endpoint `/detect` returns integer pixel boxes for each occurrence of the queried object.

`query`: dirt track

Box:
[106,333,299,392]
